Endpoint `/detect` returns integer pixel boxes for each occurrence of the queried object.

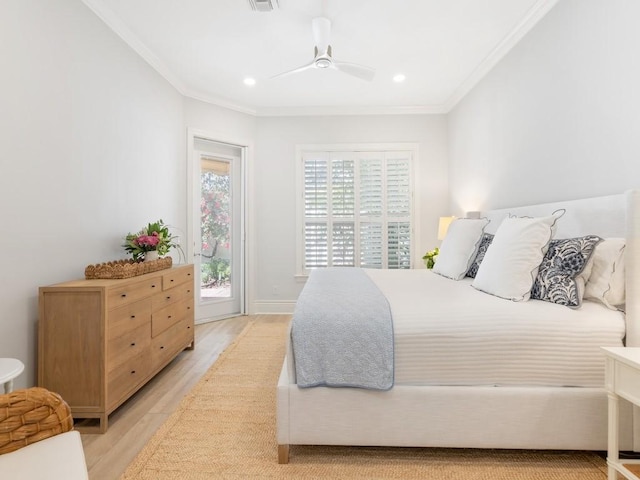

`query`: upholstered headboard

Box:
[483,190,639,346]
[483,194,626,238]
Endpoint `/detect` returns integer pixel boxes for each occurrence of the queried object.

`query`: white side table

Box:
[602,347,640,480]
[0,358,25,394]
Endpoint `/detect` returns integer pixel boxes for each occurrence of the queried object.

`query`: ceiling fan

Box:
[272,16,376,81]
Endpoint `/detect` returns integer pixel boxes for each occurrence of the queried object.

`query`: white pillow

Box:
[584,238,625,310]
[472,215,558,301]
[433,218,489,280]
[575,253,596,302]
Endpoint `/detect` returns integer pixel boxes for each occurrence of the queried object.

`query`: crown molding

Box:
[183,89,259,117]
[443,0,560,112]
[253,104,448,117]
[182,95,446,117]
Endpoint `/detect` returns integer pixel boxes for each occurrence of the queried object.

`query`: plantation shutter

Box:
[358,153,384,269]
[386,155,411,269]
[303,155,329,268]
[302,150,412,272]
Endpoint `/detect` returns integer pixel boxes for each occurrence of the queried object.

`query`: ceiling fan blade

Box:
[312,17,331,54]
[333,61,376,82]
[271,61,315,79]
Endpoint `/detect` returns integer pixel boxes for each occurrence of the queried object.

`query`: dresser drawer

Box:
[107,352,151,410]
[108,277,161,309]
[108,299,151,339]
[107,322,151,373]
[151,282,194,311]
[151,319,192,369]
[151,298,193,337]
[163,266,194,291]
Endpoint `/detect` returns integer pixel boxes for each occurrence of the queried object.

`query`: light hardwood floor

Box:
[81,314,288,480]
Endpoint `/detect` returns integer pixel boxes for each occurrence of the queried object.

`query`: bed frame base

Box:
[277,357,634,463]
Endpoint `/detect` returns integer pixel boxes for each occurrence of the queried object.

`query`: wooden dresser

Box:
[38,264,195,432]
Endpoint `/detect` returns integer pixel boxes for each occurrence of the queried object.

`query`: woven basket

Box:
[85,256,173,279]
[0,387,74,455]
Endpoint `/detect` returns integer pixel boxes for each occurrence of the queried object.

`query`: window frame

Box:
[295,143,418,277]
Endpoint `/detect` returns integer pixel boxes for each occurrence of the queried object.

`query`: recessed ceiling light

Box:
[244,77,256,86]
[393,74,406,83]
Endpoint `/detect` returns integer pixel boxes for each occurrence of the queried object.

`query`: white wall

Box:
[253,115,448,312]
[184,98,257,142]
[0,0,185,388]
[448,0,640,214]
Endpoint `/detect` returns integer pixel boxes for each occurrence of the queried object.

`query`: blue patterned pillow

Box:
[531,235,602,308]
[466,233,494,278]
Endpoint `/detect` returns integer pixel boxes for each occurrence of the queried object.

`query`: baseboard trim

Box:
[252,301,296,314]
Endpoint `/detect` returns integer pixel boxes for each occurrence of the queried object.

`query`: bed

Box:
[277,190,640,464]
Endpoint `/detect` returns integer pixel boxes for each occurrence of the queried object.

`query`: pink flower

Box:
[135,234,160,248]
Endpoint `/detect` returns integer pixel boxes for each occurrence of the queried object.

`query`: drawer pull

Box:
[151,284,157,288]
[121,294,127,298]
[187,289,191,293]
[170,279,175,283]
[166,296,171,300]
[131,370,136,374]
[160,346,165,350]
[130,315,135,319]
[130,342,136,346]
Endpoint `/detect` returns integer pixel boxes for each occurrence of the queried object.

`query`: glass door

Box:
[191,137,244,322]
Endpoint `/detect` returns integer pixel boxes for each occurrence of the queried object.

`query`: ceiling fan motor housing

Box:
[314,45,332,68]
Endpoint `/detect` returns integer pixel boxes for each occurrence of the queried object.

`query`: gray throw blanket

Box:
[291,267,394,390]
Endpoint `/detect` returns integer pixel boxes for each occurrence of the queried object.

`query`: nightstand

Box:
[0,358,25,393]
[602,347,640,480]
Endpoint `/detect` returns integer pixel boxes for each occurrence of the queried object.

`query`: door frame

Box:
[186,127,251,323]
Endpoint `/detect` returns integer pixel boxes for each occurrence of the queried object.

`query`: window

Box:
[298,147,414,274]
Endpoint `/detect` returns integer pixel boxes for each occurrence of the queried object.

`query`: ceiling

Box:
[82,0,559,116]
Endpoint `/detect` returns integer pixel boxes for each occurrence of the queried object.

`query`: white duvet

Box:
[365,268,626,388]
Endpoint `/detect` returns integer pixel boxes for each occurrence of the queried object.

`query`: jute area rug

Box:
[122,316,608,479]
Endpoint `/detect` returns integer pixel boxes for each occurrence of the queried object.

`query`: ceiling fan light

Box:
[315,58,332,69]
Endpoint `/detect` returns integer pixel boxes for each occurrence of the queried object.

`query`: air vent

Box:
[248,0,278,12]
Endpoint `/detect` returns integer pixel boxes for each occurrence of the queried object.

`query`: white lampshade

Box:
[438,216,455,240]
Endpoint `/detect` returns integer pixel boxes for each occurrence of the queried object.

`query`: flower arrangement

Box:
[422,247,439,269]
[123,219,179,261]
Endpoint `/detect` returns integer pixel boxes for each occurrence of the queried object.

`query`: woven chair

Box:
[0,387,87,479]
[0,387,74,455]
